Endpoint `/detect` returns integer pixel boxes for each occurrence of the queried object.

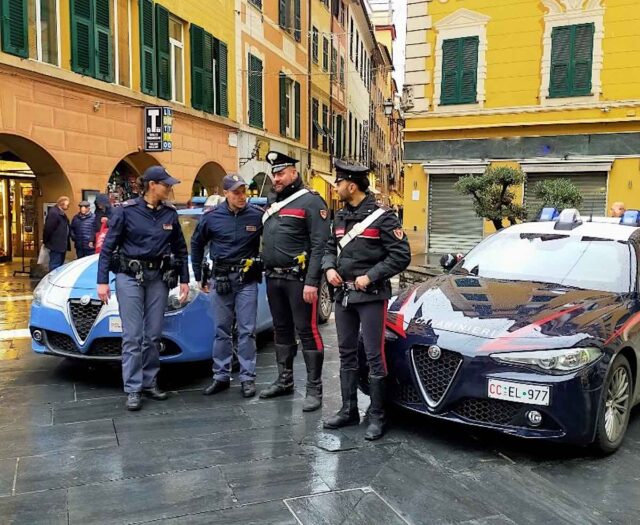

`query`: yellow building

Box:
[402,0,640,256]
[0,0,237,263]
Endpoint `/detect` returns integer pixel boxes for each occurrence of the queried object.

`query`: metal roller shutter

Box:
[524,172,607,220]
[428,174,484,254]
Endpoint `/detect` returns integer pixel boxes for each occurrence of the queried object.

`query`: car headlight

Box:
[491,347,602,373]
[32,274,56,305]
[165,282,200,312]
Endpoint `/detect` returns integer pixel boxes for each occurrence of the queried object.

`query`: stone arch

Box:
[249,172,272,197]
[107,152,161,202]
[0,133,72,262]
[192,161,227,197]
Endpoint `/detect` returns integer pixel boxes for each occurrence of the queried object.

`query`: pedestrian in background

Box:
[191,174,264,398]
[610,201,626,218]
[43,196,71,271]
[322,160,411,440]
[259,151,330,412]
[94,194,112,232]
[97,166,190,411]
[70,201,95,258]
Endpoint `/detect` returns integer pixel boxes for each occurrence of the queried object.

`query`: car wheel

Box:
[318,277,333,324]
[593,354,632,455]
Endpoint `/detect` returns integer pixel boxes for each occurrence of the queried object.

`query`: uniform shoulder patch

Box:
[393,228,405,240]
[320,209,328,220]
[203,205,217,214]
[163,201,176,210]
[249,203,266,213]
[122,199,137,207]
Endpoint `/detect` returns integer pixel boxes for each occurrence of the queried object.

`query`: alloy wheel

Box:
[604,366,630,443]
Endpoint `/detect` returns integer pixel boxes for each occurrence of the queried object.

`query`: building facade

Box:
[0,0,238,262]
[402,0,640,256]
[236,0,309,196]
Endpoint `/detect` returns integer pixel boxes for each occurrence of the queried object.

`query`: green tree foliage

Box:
[454,166,527,231]
[533,178,583,212]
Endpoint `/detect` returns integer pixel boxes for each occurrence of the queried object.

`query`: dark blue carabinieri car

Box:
[384,209,640,453]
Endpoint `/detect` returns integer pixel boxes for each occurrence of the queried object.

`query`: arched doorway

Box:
[107,152,161,203]
[0,134,71,264]
[192,162,226,197]
[249,172,272,198]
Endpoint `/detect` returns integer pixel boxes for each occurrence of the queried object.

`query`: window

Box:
[248,53,263,128]
[248,0,261,10]
[331,45,337,76]
[355,31,359,70]
[340,55,344,85]
[168,16,183,103]
[68,0,112,81]
[348,112,352,157]
[279,0,301,42]
[190,24,228,117]
[440,36,478,105]
[312,26,318,63]
[279,72,300,140]
[322,36,329,72]
[1,0,59,64]
[335,115,343,158]
[321,104,328,152]
[349,17,353,60]
[115,0,131,87]
[549,23,594,98]
[312,98,319,148]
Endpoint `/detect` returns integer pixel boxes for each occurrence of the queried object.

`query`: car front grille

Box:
[68,299,103,340]
[89,338,122,357]
[452,398,522,426]
[46,331,80,355]
[412,346,463,407]
[392,382,423,405]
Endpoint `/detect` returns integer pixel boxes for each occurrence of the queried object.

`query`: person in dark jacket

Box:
[322,160,411,440]
[43,196,71,271]
[259,151,331,412]
[93,193,112,234]
[70,201,95,258]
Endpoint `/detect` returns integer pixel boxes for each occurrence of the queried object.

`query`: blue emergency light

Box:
[620,210,640,226]
[538,207,559,221]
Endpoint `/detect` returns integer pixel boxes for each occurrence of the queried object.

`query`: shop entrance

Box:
[108,152,161,203]
[193,162,227,197]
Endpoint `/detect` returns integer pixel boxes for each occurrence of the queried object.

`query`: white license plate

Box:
[109,317,123,333]
[488,379,550,406]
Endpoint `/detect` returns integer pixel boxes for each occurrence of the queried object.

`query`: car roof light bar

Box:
[621,209,640,226]
[538,207,559,221]
[554,208,583,230]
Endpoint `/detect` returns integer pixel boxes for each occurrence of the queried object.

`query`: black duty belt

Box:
[214,261,242,273]
[268,266,300,275]
[121,257,163,271]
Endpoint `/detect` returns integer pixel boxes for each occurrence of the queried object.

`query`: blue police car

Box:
[29,207,332,362]
[384,208,640,453]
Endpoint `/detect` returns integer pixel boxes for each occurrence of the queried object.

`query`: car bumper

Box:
[386,341,606,444]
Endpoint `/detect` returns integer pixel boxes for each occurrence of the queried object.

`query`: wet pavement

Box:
[0,263,639,524]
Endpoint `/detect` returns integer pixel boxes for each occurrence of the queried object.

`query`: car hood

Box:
[387,274,627,350]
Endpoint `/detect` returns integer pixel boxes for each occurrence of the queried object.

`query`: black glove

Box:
[215,275,232,295]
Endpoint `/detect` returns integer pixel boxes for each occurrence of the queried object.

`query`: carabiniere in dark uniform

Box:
[259,151,331,412]
[97,166,190,411]
[322,160,411,440]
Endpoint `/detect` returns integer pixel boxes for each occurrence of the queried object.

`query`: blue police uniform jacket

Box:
[190,202,263,282]
[97,197,189,284]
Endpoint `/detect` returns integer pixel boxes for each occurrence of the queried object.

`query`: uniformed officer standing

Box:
[190,174,264,398]
[322,160,411,440]
[97,166,190,411]
[259,151,330,412]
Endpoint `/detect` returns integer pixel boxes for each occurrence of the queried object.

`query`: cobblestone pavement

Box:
[0,265,639,524]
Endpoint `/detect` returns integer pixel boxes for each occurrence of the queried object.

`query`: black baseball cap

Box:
[223,174,247,191]
[142,166,181,186]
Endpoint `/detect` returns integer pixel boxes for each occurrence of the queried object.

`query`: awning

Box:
[369,186,381,195]
[312,170,336,187]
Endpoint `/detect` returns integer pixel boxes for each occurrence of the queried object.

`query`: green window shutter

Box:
[70,0,94,75]
[440,39,458,105]
[1,0,28,58]
[336,116,342,158]
[549,26,571,98]
[215,40,228,117]
[248,54,263,128]
[322,37,328,71]
[312,98,319,148]
[155,3,171,100]
[279,73,287,136]
[572,23,594,95]
[294,80,301,140]
[312,27,318,63]
[190,24,204,110]
[294,0,301,42]
[203,32,214,113]
[139,0,156,95]
[279,0,286,29]
[331,47,337,75]
[94,0,112,82]
[459,36,478,103]
[340,56,345,85]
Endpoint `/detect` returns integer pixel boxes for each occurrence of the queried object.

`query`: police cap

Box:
[334,159,370,185]
[266,151,298,174]
[142,166,181,186]
[223,174,247,191]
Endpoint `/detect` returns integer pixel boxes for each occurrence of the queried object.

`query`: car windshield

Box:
[179,214,200,251]
[453,231,636,294]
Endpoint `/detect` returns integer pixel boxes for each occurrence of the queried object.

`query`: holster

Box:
[161,255,181,289]
[215,275,232,295]
[201,261,212,288]
[239,257,263,284]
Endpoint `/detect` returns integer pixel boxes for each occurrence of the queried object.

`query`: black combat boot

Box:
[259,344,296,398]
[323,367,360,429]
[364,375,387,440]
[302,351,323,412]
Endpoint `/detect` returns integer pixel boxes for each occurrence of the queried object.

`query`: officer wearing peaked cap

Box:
[97,166,190,411]
[322,159,411,440]
[259,151,331,412]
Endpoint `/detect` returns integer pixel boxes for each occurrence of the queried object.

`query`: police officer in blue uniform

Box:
[191,174,264,398]
[97,166,190,411]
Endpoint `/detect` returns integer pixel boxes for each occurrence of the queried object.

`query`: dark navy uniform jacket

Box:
[322,194,411,303]
[190,202,263,282]
[262,176,330,288]
[97,197,189,285]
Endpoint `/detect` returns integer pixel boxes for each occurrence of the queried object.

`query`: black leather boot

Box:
[364,375,387,440]
[323,367,360,429]
[259,344,296,398]
[302,350,323,412]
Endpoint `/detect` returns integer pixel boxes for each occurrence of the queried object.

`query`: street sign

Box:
[162,107,173,151]
[144,107,163,151]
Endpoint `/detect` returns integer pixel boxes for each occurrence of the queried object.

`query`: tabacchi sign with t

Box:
[144,107,173,152]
